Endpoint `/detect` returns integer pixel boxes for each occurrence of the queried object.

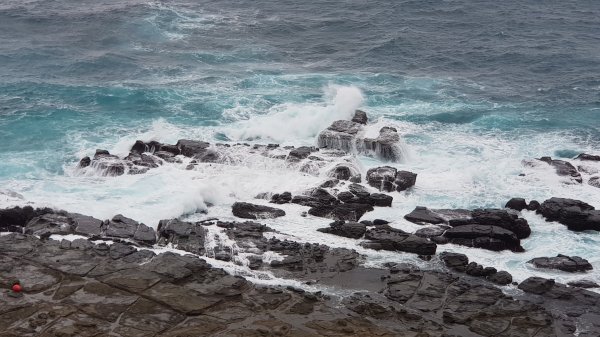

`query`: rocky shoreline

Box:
[2,110,600,336]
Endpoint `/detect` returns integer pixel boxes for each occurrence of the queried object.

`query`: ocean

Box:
[1,0,599,287]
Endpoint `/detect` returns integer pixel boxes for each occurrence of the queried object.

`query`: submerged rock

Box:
[575,153,600,161]
[537,156,582,183]
[232,202,286,219]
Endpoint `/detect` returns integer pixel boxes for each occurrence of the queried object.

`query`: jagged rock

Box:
[575,153,600,161]
[528,255,593,273]
[362,127,401,162]
[362,225,436,255]
[133,223,157,245]
[308,203,373,221]
[537,197,600,231]
[414,226,445,238]
[538,156,583,183]
[351,110,368,124]
[291,188,338,208]
[288,146,316,161]
[568,280,599,288]
[79,156,91,168]
[319,179,339,188]
[176,139,210,157]
[25,213,74,237]
[158,219,208,255]
[368,193,393,207]
[518,277,555,295]
[232,202,285,219]
[106,214,140,239]
[317,120,363,153]
[527,200,541,211]
[505,198,528,211]
[366,166,397,192]
[394,171,417,191]
[444,224,523,252]
[0,206,53,233]
[328,164,353,180]
[71,213,104,237]
[404,207,446,225]
[317,220,366,239]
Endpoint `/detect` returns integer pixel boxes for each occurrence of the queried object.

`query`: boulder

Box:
[414,227,446,238]
[270,192,292,204]
[362,127,401,162]
[105,214,140,239]
[288,146,316,161]
[528,255,593,273]
[368,193,393,207]
[362,225,436,255]
[71,213,104,237]
[176,139,210,157]
[317,220,366,239]
[537,197,600,231]
[404,207,446,225]
[394,171,417,191]
[328,164,353,180]
[487,271,513,285]
[471,209,531,239]
[567,280,599,288]
[25,213,74,237]
[317,120,363,153]
[537,157,582,183]
[366,166,397,192]
[518,277,555,295]
[79,156,91,168]
[231,202,285,220]
[444,224,523,252]
[589,176,600,188]
[439,252,469,271]
[505,198,528,211]
[157,219,208,255]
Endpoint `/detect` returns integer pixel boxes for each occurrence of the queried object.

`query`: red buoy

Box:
[11,284,22,293]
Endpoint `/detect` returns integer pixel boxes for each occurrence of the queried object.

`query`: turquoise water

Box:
[1,0,599,286]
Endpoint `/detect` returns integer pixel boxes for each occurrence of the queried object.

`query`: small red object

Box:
[11,284,22,293]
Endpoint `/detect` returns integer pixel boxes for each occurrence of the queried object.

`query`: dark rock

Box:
[567,280,599,288]
[288,146,315,160]
[362,127,401,162]
[589,176,600,188]
[308,203,373,221]
[505,198,528,211]
[133,223,157,245]
[394,171,417,191]
[292,188,338,207]
[270,192,292,204]
[444,224,523,252]
[158,219,208,255]
[527,200,541,211]
[70,213,104,237]
[362,225,436,255]
[471,209,531,239]
[368,193,393,207]
[349,174,362,183]
[537,197,600,231]
[79,156,91,168]
[317,120,362,153]
[528,255,593,273]
[348,183,369,195]
[538,157,583,183]
[487,271,513,285]
[176,139,210,157]
[336,191,357,203]
[518,277,555,295]
[317,220,366,239]
[415,226,445,238]
[106,214,139,239]
[372,219,389,226]
[575,153,600,161]
[329,165,352,180]
[366,166,397,192]
[351,110,368,124]
[232,202,285,219]
[439,252,469,271]
[404,207,446,225]
[319,179,339,188]
[25,213,74,237]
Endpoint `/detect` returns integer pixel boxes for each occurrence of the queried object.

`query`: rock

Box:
[291,188,338,207]
[372,219,389,226]
[317,220,367,239]
[79,156,91,168]
[487,271,513,285]
[351,110,368,124]
[518,277,555,295]
[404,207,446,225]
[270,192,292,204]
[589,176,600,188]
[176,139,210,157]
[527,200,541,211]
[575,153,600,161]
[349,174,362,183]
[328,164,353,180]
[439,252,469,271]
[288,146,317,161]
[232,202,286,219]
[71,213,104,237]
[133,223,157,245]
[528,255,593,273]
[505,198,528,211]
[317,120,363,153]
[319,179,339,188]
[158,219,208,255]
[362,127,402,162]
[444,224,523,252]
[567,280,599,288]
[394,171,417,191]
[25,213,74,237]
[471,209,531,239]
[106,214,139,239]
[414,226,445,238]
[366,166,397,192]
[0,206,53,232]
[308,203,373,221]
[362,225,436,255]
[538,157,582,183]
[537,197,600,231]
[368,193,393,207]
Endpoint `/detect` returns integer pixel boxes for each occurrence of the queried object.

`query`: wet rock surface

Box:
[366,166,417,192]
[2,207,600,336]
[537,197,600,231]
[232,202,286,219]
[538,156,583,183]
[528,255,593,273]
